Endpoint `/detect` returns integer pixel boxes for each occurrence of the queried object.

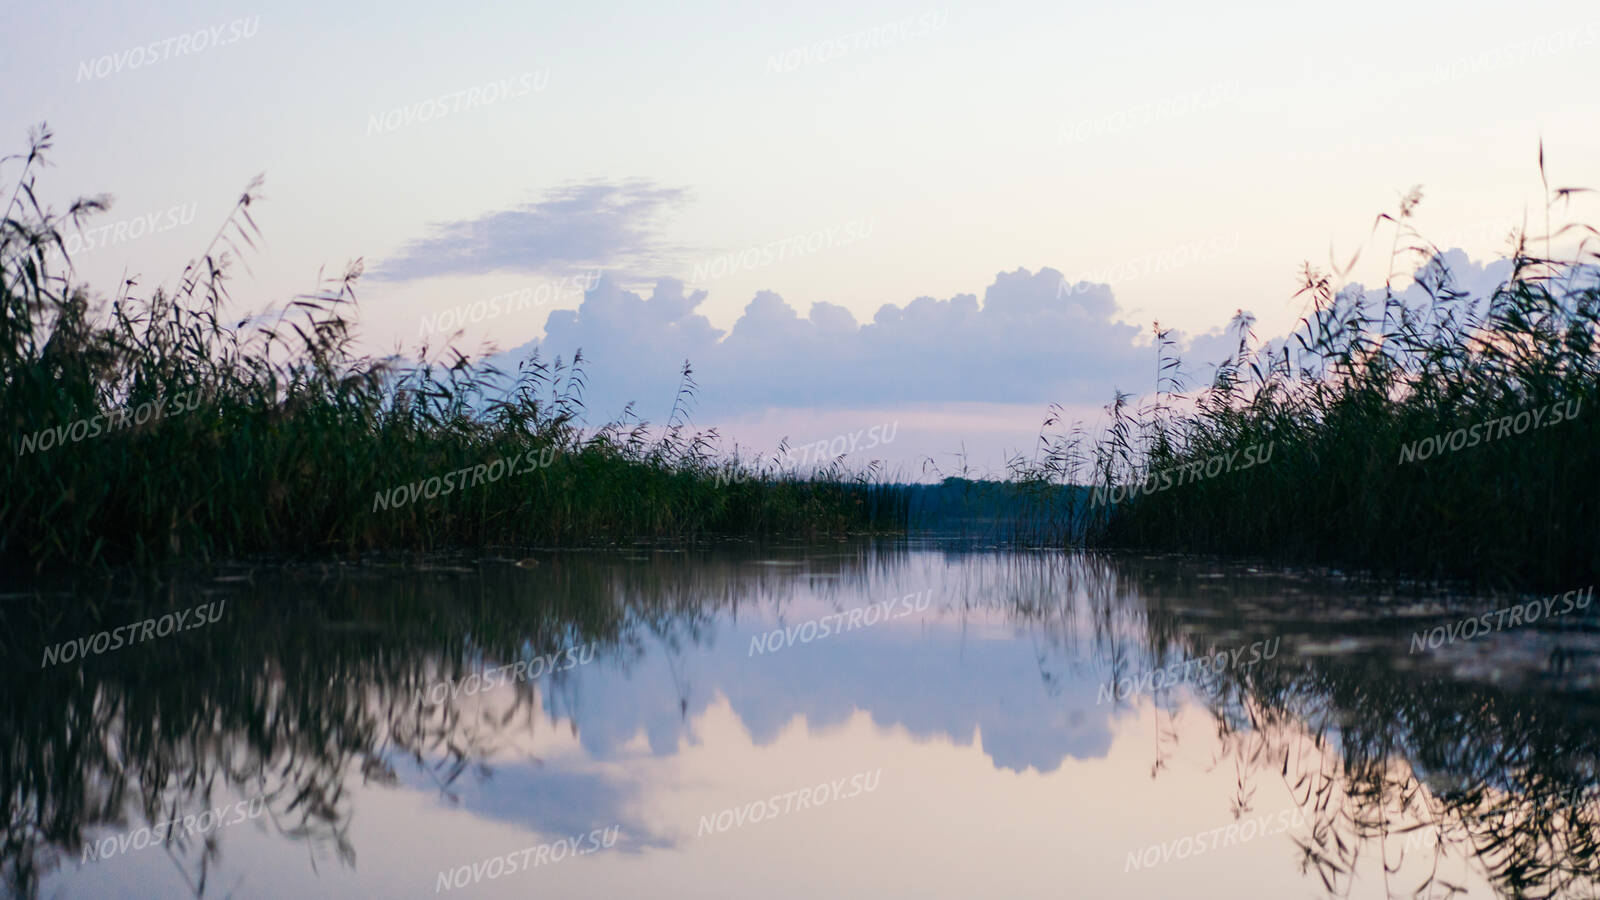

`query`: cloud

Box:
[494,266,1162,422]
[370,180,687,282]
[398,758,675,853]
[486,265,1177,419]
[539,600,1118,774]
[496,245,1548,425]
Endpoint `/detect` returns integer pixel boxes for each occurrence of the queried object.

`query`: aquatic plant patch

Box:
[0,129,905,567]
[1011,168,1600,587]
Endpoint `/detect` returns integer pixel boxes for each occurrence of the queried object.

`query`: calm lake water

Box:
[5,541,1598,898]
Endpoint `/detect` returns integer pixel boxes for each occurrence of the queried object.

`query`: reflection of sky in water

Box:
[52,702,1496,898]
[38,550,1526,898]
[553,591,1115,774]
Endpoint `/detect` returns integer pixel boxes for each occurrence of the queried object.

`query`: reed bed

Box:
[1017,156,1600,587]
[0,128,907,571]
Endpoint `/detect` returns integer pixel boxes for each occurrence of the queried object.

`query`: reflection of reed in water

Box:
[1093,556,1600,899]
[0,547,883,898]
[8,547,1597,898]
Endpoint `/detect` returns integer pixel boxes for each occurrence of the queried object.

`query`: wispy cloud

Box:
[370,180,687,282]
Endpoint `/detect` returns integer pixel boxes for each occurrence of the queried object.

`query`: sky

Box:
[4,0,1599,476]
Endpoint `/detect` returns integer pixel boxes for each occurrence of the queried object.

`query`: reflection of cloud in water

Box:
[395,758,676,854]
[546,613,1117,774]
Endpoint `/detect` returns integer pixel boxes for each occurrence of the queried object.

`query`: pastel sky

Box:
[5,0,1598,474]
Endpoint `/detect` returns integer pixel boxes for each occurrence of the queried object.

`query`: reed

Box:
[1017,152,1600,587]
[0,128,907,571]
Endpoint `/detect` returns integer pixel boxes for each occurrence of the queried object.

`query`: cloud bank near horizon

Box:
[487,266,1195,423]
[371,184,1532,432]
[476,249,1526,427]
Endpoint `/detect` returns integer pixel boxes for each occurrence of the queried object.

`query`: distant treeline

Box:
[902,478,1096,544]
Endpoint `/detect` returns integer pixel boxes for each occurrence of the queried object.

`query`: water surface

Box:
[6,542,1598,898]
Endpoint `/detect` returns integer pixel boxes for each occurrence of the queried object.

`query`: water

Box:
[5,542,1598,898]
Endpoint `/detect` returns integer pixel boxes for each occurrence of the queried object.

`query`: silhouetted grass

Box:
[0,127,907,571]
[1018,151,1600,587]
